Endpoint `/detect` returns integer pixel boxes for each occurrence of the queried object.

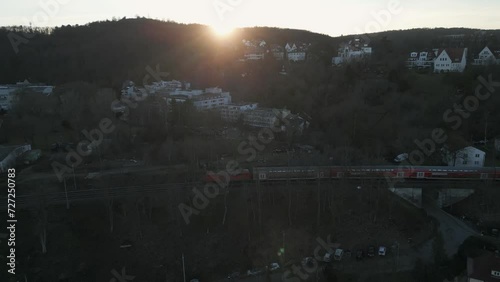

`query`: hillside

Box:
[2,19,500,164]
[1,18,500,87]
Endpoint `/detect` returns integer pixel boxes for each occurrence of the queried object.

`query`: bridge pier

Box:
[389,187,475,209]
[437,189,475,208]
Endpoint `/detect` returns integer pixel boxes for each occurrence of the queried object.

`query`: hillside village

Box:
[2,29,500,173]
[2,18,500,282]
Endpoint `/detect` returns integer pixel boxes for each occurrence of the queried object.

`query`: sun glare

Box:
[211,24,235,37]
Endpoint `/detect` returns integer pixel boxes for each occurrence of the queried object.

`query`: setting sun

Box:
[211,24,235,37]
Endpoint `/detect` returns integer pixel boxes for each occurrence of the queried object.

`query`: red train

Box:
[203,166,500,183]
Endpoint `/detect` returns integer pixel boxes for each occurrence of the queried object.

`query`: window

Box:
[474,161,479,165]
[463,161,468,165]
[475,154,480,158]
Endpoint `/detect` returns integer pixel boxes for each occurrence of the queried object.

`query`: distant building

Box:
[121,81,147,100]
[332,38,372,66]
[434,48,468,73]
[220,102,259,123]
[242,39,267,61]
[472,46,500,66]
[0,144,31,173]
[0,80,53,111]
[467,251,500,282]
[443,146,485,167]
[145,80,183,94]
[270,44,285,60]
[406,50,436,69]
[167,88,232,111]
[169,89,204,98]
[285,42,309,62]
[192,93,231,110]
[243,108,291,130]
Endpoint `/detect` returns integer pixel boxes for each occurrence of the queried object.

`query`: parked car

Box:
[367,246,375,257]
[334,249,344,261]
[269,263,280,271]
[323,252,332,262]
[356,249,364,261]
[344,249,352,259]
[247,268,265,276]
[393,153,409,163]
[378,246,387,256]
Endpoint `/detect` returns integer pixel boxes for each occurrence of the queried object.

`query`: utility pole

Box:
[283,231,286,262]
[63,178,69,209]
[182,253,186,282]
[484,111,489,145]
[72,165,77,190]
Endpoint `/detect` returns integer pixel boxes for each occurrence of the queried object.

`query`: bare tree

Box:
[33,202,48,254]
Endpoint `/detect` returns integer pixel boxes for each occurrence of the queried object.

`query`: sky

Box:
[1,0,500,37]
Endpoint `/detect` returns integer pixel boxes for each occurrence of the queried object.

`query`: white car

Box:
[334,249,344,261]
[269,263,280,271]
[393,153,408,163]
[323,252,332,262]
[378,246,386,256]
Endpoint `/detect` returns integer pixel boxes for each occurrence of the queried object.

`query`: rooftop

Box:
[438,48,467,62]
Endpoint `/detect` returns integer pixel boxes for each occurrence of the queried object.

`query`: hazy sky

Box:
[1,0,500,37]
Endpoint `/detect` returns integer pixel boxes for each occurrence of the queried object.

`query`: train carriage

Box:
[203,165,500,184]
[253,166,329,181]
[203,169,252,183]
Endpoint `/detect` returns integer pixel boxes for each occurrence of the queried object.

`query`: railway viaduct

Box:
[382,179,496,208]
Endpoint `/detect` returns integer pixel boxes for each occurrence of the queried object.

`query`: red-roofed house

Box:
[467,251,500,282]
[434,48,468,73]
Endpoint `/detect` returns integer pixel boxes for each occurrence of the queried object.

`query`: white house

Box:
[332,38,372,66]
[168,92,231,111]
[220,102,259,122]
[243,108,291,130]
[242,40,267,61]
[244,46,266,60]
[407,51,436,69]
[0,80,53,111]
[270,44,285,60]
[192,93,231,110]
[0,144,31,173]
[444,146,485,167]
[472,46,500,66]
[145,80,183,94]
[434,48,468,73]
[285,42,309,62]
